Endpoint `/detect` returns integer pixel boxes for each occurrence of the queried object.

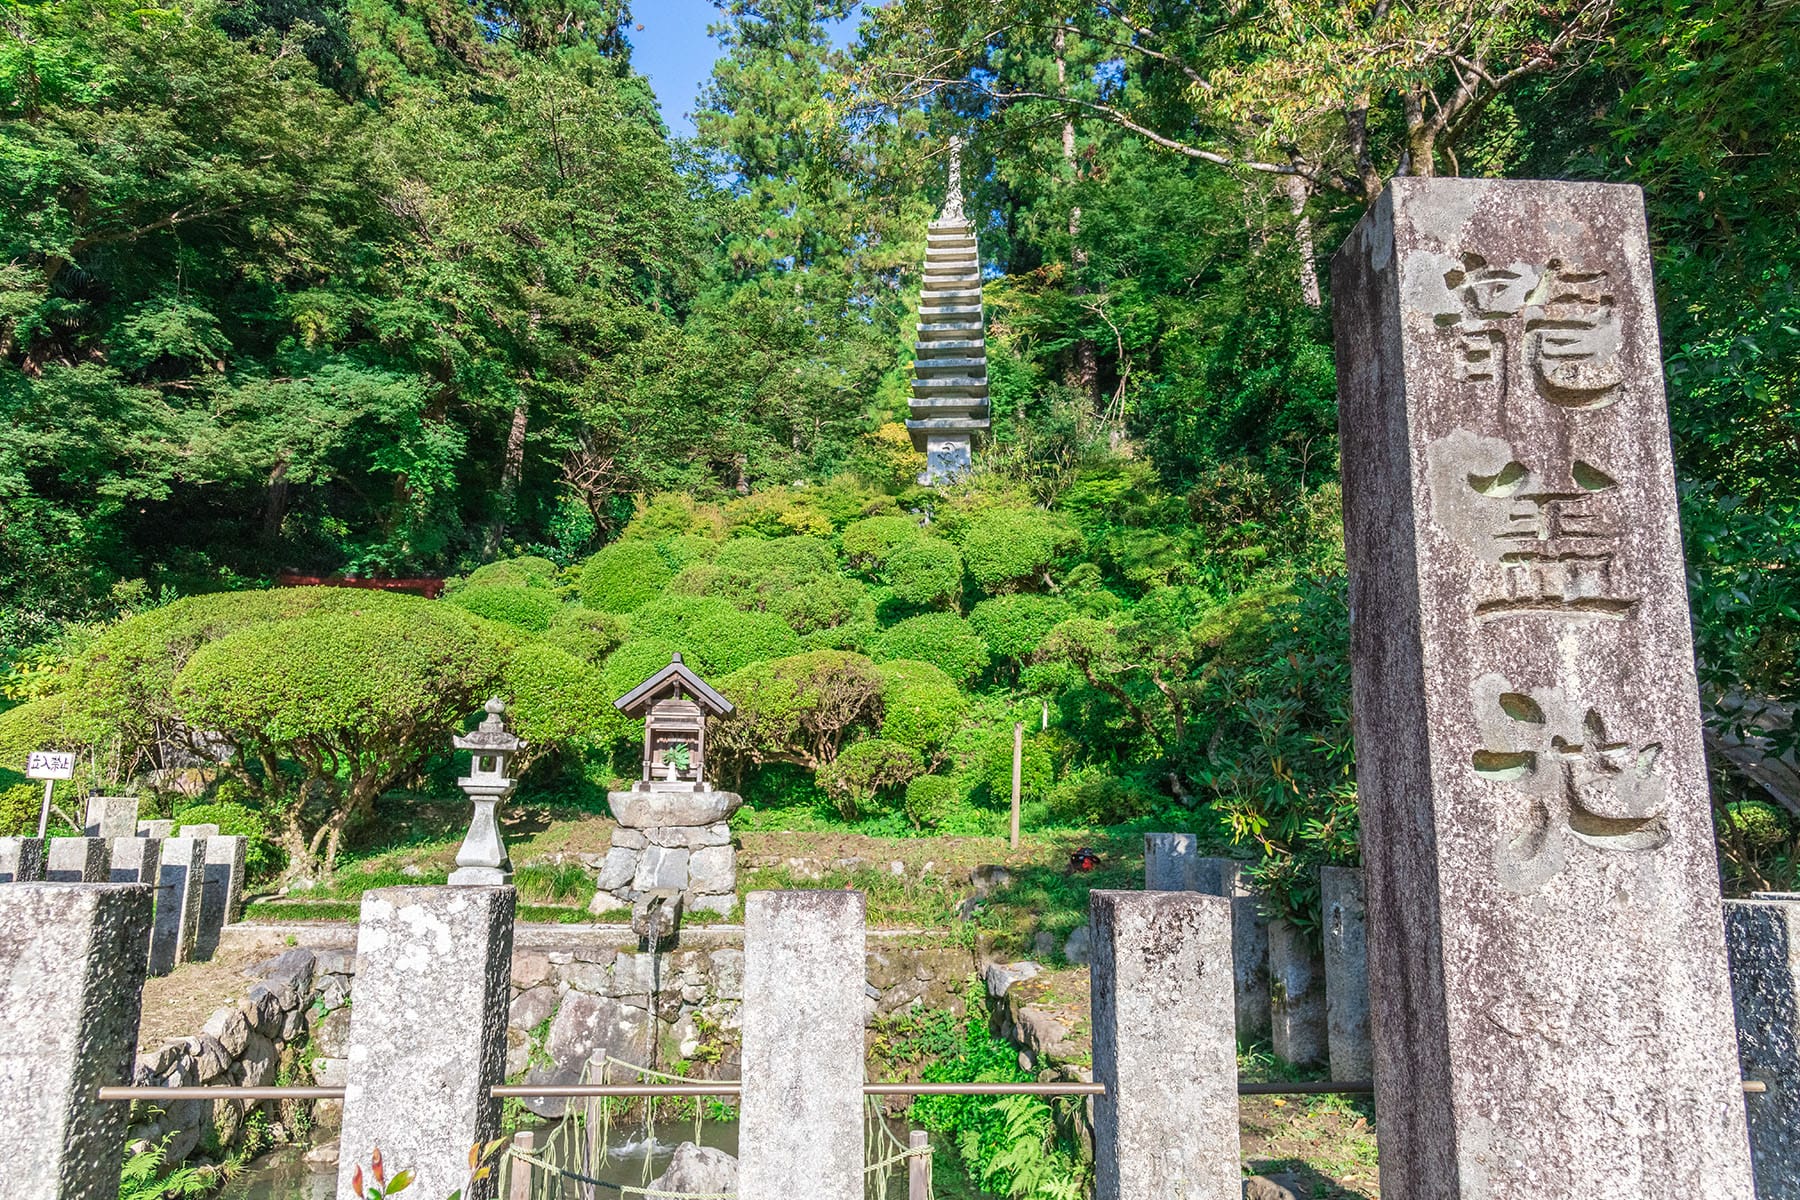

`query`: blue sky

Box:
[630,2,861,139]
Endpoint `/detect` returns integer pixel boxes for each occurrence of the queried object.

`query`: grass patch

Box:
[514,861,596,906]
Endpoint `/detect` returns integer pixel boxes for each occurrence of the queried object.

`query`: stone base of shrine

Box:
[592,796,740,918]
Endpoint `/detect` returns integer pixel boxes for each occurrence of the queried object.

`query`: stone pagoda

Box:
[592,653,741,918]
[907,138,989,484]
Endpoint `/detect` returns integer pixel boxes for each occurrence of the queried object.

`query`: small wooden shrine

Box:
[614,652,734,793]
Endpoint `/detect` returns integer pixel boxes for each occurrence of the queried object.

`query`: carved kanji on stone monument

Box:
[1334,179,1753,1199]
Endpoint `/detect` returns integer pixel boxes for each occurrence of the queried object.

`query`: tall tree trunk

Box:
[1056,24,1100,407]
[482,399,530,559]
[262,457,290,542]
[1283,175,1322,308]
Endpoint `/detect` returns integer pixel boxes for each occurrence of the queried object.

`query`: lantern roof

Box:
[455,697,523,752]
[614,653,734,718]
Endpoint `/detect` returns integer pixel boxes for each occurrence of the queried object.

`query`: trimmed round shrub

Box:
[969,595,1075,663]
[620,493,728,542]
[816,738,923,818]
[960,508,1082,594]
[1727,799,1792,853]
[841,515,923,571]
[771,574,873,634]
[982,730,1055,806]
[0,695,88,834]
[541,606,629,665]
[1046,765,1159,827]
[874,659,966,753]
[630,596,802,676]
[659,534,721,570]
[903,774,961,831]
[445,584,562,631]
[173,799,282,882]
[579,541,674,613]
[446,556,559,595]
[712,651,885,778]
[884,540,962,609]
[503,642,613,758]
[871,613,990,686]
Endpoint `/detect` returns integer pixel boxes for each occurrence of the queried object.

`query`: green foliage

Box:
[172,799,282,883]
[0,693,86,833]
[979,731,1055,807]
[579,542,674,614]
[445,557,560,596]
[959,509,1082,595]
[969,595,1074,665]
[1725,800,1791,855]
[815,738,922,818]
[872,613,990,686]
[841,514,924,570]
[500,643,610,764]
[712,651,885,778]
[883,539,963,609]
[119,1135,212,1200]
[902,773,961,830]
[874,659,966,755]
[444,585,561,632]
[540,606,628,666]
[628,596,802,675]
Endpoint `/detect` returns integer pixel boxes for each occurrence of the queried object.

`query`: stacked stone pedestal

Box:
[593,789,741,918]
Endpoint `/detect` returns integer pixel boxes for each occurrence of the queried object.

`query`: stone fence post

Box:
[46,837,109,882]
[148,835,204,976]
[0,883,153,1200]
[1725,898,1800,1197]
[1141,839,1271,1042]
[336,887,515,1200]
[84,796,139,840]
[195,836,248,958]
[738,890,866,1200]
[1333,177,1753,1196]
[0,836,46,882]
[1090,889,1239,1200]
[1319,867,1371,1082]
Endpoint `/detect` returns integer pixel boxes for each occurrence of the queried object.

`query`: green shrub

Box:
[541,606,628,665]
[445,584,562,631]
[578,541,674,613]
[674,536,837,604]
[172,602,501,876]
[903,774,961,830]
[884,540,962,609]
[502,643,612,764]
[969,595,1075,664]
[445,556,559,595]
[0,694,89,834]
[771,574,872,634]
[981,730,1055,806]
[619,493,728,542]
[1726,799,1792,853]
[841,515,924,571]
[960,509,1082,594]
[874,659,966,754]
[872,614,990,686]
[629,596,802,675]
[172,799,282,883]
[712,651,885,779]
[816,738,923,818]
[658,534,721,570]
[1045,765,1158,827]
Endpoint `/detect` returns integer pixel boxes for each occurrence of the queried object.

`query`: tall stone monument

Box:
[1333,178,1753,1195]
[593,654,741,918]
[907,138,989,484]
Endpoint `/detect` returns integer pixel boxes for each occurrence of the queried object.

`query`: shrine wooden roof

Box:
[613,652,734,717]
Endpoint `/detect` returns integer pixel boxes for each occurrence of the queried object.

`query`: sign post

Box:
[25,751,75,838]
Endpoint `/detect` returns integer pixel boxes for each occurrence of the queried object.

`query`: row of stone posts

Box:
[0,795,245,975]
[0,877,1251,1200]
[1143,834,1372,1082]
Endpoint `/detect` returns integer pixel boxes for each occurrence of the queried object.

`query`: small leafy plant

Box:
[664,742,692,772]
[349,1139,507,1200]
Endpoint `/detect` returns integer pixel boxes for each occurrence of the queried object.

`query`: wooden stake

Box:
[908,1130,931,1200]
[1011,722,1023,850]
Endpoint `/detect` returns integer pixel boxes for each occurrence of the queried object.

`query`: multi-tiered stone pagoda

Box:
[907,142,989,484]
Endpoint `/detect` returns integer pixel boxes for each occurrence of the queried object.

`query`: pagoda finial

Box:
[941,135,966,224]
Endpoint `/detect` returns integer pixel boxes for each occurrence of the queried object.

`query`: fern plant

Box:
[119,1137,213,1200]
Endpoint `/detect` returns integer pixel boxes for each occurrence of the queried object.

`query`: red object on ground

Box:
[276,571,446,599]
[1070,847,1099,873]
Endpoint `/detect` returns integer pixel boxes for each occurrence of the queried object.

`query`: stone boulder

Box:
[608,789,742,829]
[523,992,652,1117]
[649,1143,738,1195]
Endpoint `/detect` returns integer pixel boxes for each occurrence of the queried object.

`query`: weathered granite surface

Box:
[109,836,161,884]
[149,836,204,976]
[1141,841,1271,1042]
[1726,899,1800,1197]
[84,796,139,840]
[1090,890,1238,1200]
[1333,177,1753,1196]
[1267,919,1326,1067]
[0,835,46,882]
[738,891,865,1200]
[1143,833,1206,891]
[46,836,108,882]
[336,887,515,1200]
[196,835,247,957]
[1320,867,1371,1083]
[0,883,152,1200]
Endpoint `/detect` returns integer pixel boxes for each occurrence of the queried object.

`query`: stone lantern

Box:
[592,653,742,917]
[448,697,522,886]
